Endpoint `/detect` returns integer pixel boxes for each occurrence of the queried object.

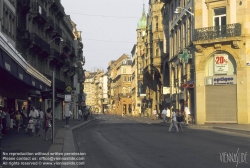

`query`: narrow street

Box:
[75,114,250,168]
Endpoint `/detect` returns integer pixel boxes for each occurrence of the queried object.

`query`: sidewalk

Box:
[123,115,250,135]
[1,116,94,168]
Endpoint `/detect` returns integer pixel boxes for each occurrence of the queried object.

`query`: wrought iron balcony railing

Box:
[30,2,47,23]
[53,24,62,37]
[194,23,241,41]
[30,33,50,54]
[45,16,54,31]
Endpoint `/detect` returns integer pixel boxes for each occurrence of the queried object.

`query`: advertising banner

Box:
[214,54,228,74]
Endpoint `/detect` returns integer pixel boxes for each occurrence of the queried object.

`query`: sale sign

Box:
[214,54,228,74]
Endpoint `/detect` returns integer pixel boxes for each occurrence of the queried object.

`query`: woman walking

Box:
[44,108,52,141]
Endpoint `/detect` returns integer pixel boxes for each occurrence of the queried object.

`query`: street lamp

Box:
[48,36,63,144]
[174,6,196,122]
[174,7,194,17]
[48,37,63,43]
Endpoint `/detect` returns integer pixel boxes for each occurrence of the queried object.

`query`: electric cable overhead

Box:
[66,12,139,19]
[82,39,135,43]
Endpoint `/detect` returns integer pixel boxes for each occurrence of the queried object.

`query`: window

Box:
[123,68,126,73]
[213,7,226,37]
[122,87,126,94]
[123,77,126,82]
[213,7,226,27]
[128,76,132,82]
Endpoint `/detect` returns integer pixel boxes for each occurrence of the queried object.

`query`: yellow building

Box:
[193,0,250,124]
[107,54,132,115]
[162,0,250,124]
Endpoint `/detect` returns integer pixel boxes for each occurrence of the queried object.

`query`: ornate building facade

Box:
[0,0,85,119]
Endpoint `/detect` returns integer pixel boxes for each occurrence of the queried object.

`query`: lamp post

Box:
[48,36,63,144]
[174,6,195,122]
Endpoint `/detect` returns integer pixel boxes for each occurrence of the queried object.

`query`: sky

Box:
[61,0,149,72]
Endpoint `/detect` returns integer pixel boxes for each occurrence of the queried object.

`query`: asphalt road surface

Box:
[74,114,250,168]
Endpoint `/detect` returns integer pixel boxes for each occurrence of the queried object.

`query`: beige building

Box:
[161,0,250,124]
[84,70,104,112]
[193,0,250,124]
[136,2,164,117]
[131,44,139,116]
[107,54,132,115]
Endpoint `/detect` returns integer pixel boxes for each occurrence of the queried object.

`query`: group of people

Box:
[0,106,54,141]
[0,106,29,134]
[152,105,191,133]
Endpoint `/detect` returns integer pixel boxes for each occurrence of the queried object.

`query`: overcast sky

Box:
[61,0,149,72]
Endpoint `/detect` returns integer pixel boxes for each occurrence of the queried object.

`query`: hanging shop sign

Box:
[162,87,170,94]
[214,54,228,74]
[65,95,71,102]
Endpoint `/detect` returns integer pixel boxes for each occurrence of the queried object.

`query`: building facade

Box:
[161,0,250,124]
[0,0,85,119]
[107,54,132,115]
[193,0,249,124]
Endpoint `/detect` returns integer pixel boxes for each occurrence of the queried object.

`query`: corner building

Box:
[194,0,250,124]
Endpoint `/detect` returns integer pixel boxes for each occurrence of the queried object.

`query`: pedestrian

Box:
[29,107,39,134]
[166,107,170,122]
[44,108,52,140]
[184,105,191,125]
[0,107,7,135]
[65,110,72,125]
[21,107,28,127]
[9,108,15,129]
[5,108,10,131]
[153,109,157,120]
[132,109,135,117]
[78,109,82,120]
[168,108,179,133]
[176,110,183,132]
[15,110,22,133]
[161,107,167,123]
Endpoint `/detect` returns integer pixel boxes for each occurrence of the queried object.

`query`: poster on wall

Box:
[214,54,228,74]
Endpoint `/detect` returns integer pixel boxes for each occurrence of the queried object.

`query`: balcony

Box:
[78,41,83,49]
[67,66,76,77]
[45,16,54,32]
[30,2,47,24]
[69,48,76,58]
[30,33,50,55]
[16,27,30,42]
[62,60,70,72]
[53,24,62,37]
[63,38,71,51]
[18,0,31,14]
[50,48,64,67]
[118,93,132,98]
[50,0,65,18]
[194,23,241,41]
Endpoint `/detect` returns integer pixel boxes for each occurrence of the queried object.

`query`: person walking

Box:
[166,107,170,122]
[5,108,10,132]
[65,110,72,125]
[22,107,28,127]
[44,108,52,140]
[168,108,179,133]
[29,107,39,134]
[0,107,7,135]
[78,109,82,121]
[161,107,167,123]
[153,109,157,120]
[15,110,22,133]
[176,110,183,132]
[184,105,191,125]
